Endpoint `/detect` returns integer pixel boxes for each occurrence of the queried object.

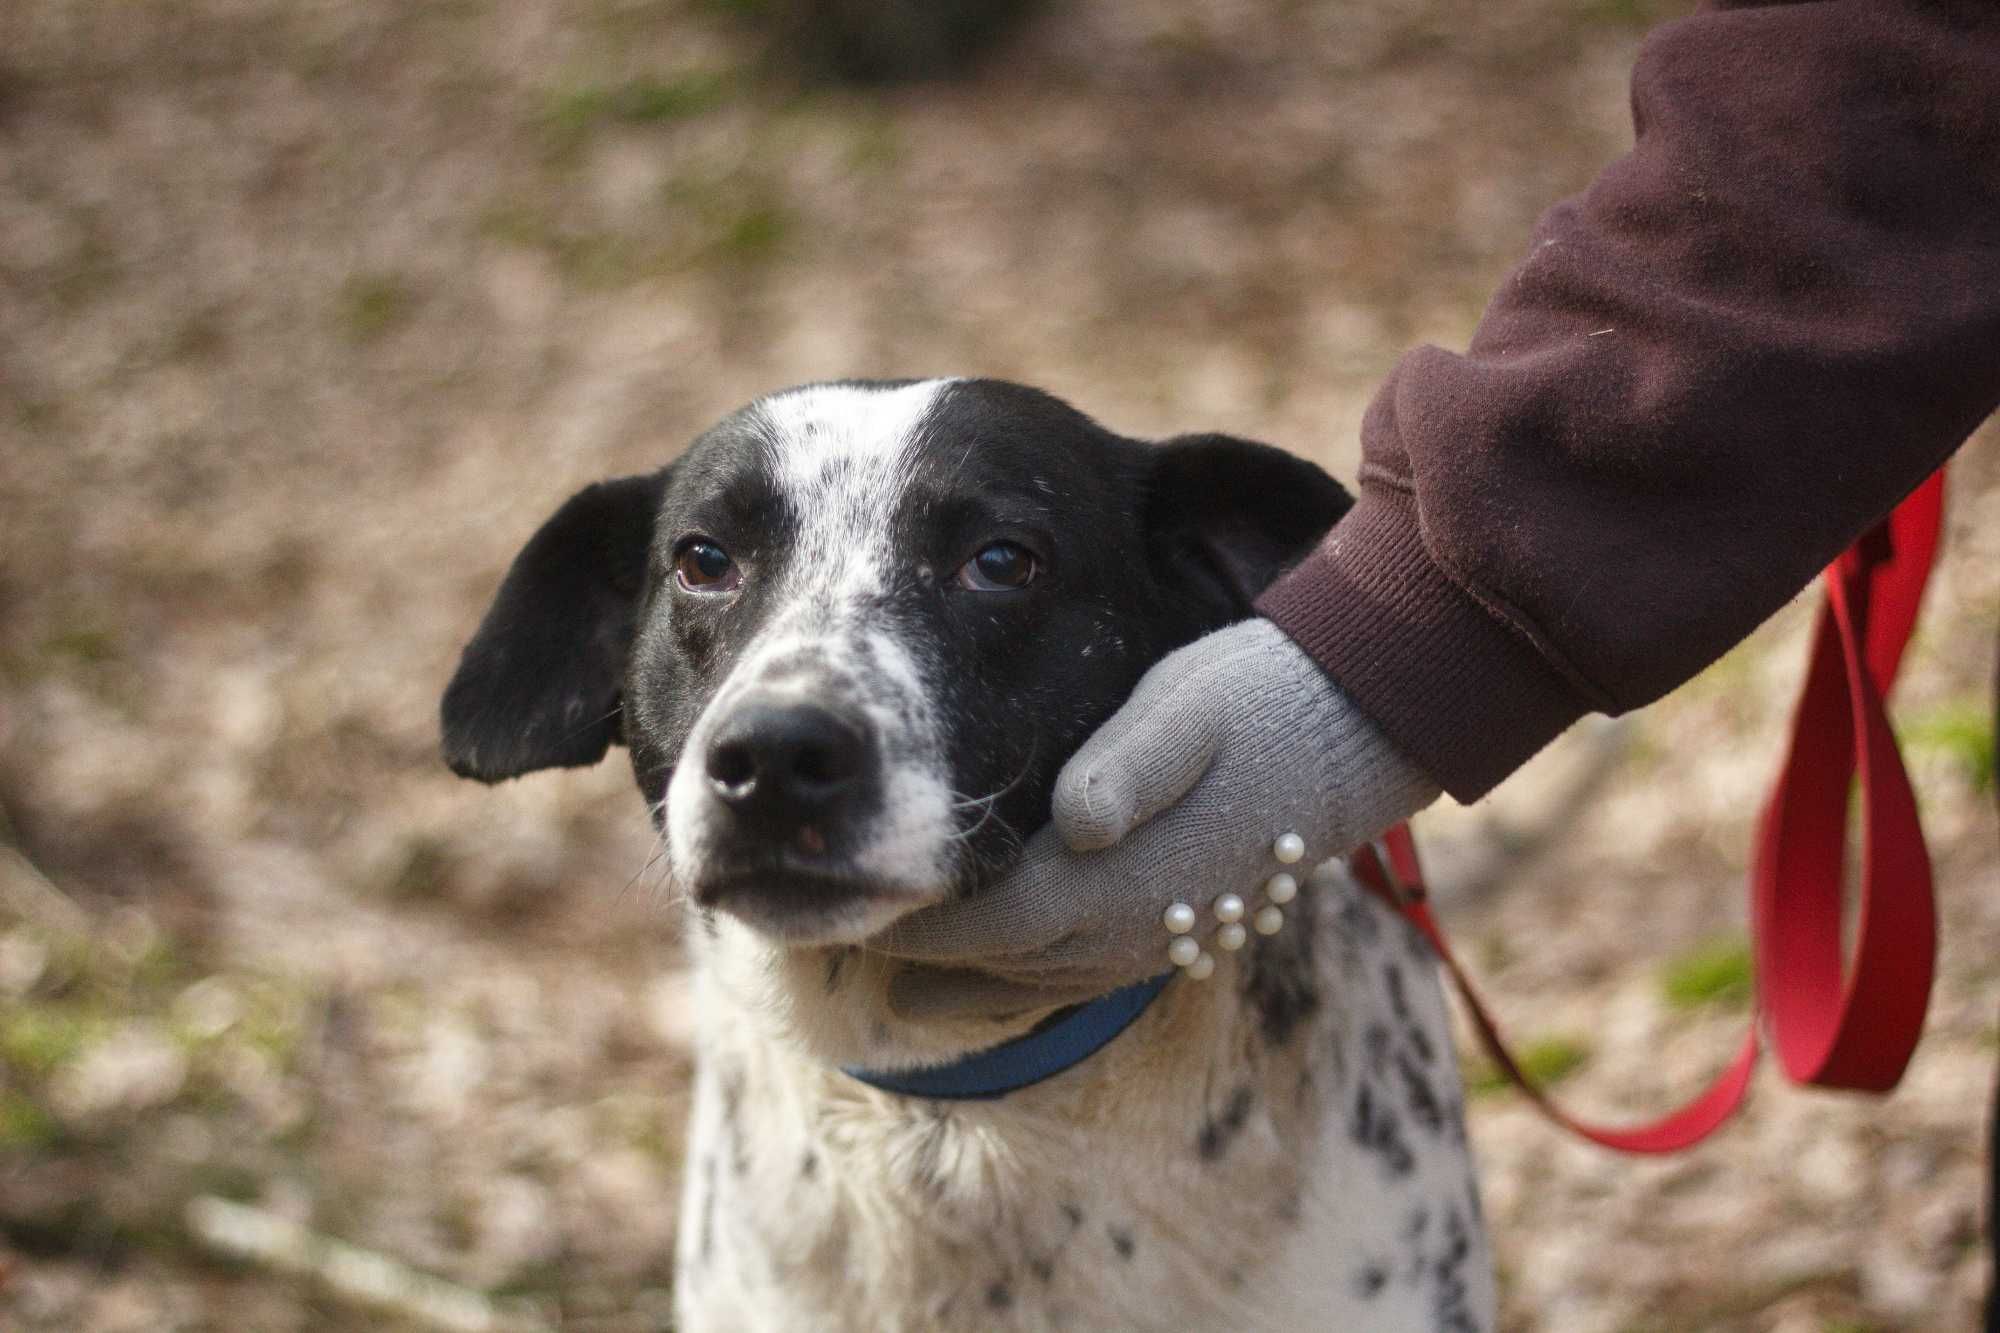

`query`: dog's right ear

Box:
[440,469,671,783]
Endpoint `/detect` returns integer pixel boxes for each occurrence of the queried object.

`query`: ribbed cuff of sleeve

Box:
[1254,484,1592,803]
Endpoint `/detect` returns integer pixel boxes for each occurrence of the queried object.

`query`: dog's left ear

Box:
[440,468,671,784]
[1145,434,1353,617]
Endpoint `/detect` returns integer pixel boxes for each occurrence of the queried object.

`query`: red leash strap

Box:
[1754,470,1943,1090]
[1357,470,1946,1152]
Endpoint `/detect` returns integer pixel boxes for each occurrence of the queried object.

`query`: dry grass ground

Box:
[1,0,1995,1328]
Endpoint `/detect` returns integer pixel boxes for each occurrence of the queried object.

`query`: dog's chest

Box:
[671,879,1495,1333]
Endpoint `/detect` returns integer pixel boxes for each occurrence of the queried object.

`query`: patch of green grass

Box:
[0,1090,60,1150]
[479,203,650,287]
[336,272,416,345]
[1901,699,1996,792]
[538,71,732,155]
[1,1004,104,1076]
[717,202,789,260]
[843,113,901,173]
[1661,937,1753,1011]
[40,627,119,666]
[1467,1035,1591,1098]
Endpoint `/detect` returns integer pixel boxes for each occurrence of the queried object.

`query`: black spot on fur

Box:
[1336,894,1382,946]
[800,1149,818,1179]
[1029,1255,1055,1283]
[1061,1202,1084,1229]
[1432,1206,1478,1332]
[1197,1084,1257,1162]
[1364,1023,1393,1077]
[1109,1226,1135,1260]
[1384,963,1411,1022]
[1355,1263,1388,1299]
[1385,960,1439,1066]
[1242,888,1320,1045]
[1407,1021,1437,1067]
[824,949,849,992]
[986,1280,1013,1310]
[1403,1206,1431,1241]
[1350,1082,1415,1177]
[1398,1049,1446,1138]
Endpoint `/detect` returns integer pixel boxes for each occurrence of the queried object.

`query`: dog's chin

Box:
[688,862,946,946]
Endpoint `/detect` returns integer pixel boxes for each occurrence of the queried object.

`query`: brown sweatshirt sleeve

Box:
[1257,0,2000,803]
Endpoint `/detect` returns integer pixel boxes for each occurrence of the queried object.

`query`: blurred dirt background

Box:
[2,0,1997,1329]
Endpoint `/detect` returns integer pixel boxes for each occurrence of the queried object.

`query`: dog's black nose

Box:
[704,702,871,830]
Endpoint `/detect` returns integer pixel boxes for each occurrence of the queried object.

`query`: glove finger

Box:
[1053,661,1220,851]
[886,966,1112,1022]
[869,824,1090,961]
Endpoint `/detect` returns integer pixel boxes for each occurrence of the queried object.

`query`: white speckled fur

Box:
[674,864,1494,1333]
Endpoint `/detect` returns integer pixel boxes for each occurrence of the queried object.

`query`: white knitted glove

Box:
[871,618,1441,1019]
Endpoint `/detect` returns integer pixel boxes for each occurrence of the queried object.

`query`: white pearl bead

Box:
[1213,893,1245,924]
[1216,922,1248,952]
[1254,906,1284,936]
[1265,872,1298,905]
[1163,903,1197,935]
[1168,936,1201,968]
[1187,951,1216,981]
[1273,832,1306,864]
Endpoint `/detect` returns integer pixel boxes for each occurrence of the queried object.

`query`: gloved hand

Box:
[870,618,1441,1019]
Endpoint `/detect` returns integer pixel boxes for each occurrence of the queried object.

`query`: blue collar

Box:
[842,972,1174,1101]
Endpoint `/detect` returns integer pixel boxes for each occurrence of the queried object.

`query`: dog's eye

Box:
[675,540,740,592]
[957,541,1037,592]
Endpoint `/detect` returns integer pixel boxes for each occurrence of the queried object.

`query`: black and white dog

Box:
[442,379,1493,1331]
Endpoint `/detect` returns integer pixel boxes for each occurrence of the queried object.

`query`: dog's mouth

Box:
[688,854,946,944]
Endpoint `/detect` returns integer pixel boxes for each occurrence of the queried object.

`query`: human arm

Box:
[1261,0,2000,800]
[874,0,2000,1011]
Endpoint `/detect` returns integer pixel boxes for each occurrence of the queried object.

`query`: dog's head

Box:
[442,379,1349,944]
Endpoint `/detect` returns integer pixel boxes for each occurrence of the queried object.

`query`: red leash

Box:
[1355,471,1947,1152]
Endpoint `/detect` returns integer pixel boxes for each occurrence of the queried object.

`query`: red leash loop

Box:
[1360,470,1946,1152]
[1754,470,1942,1091]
